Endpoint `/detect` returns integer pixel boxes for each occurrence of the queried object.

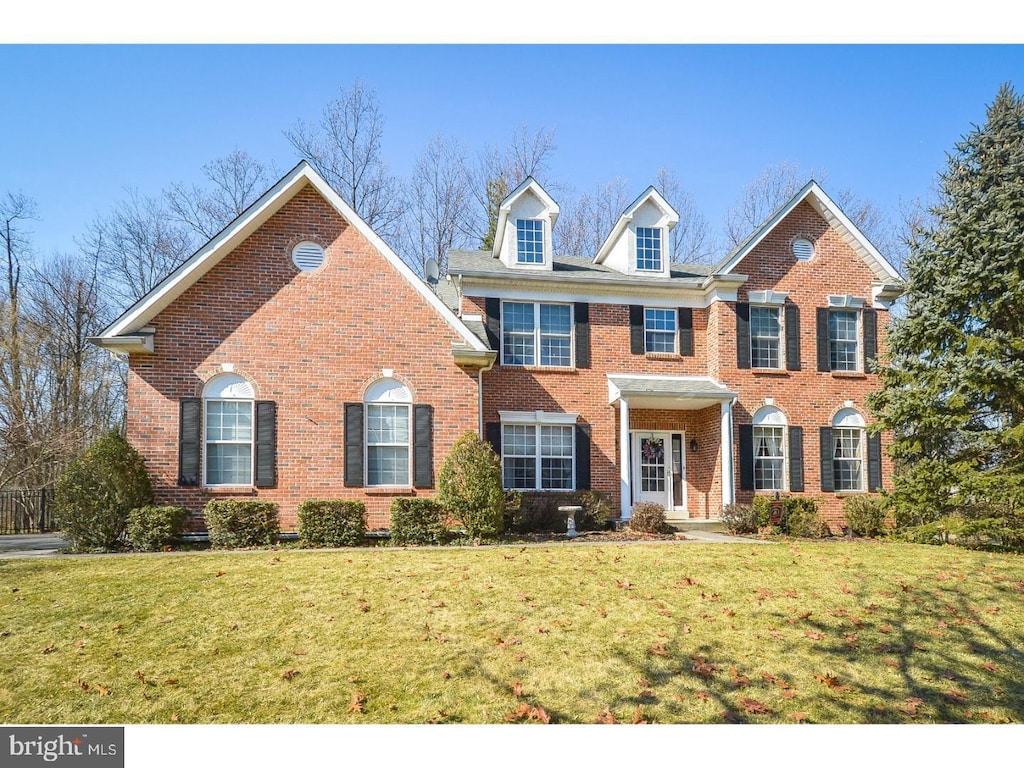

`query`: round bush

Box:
[721,503,759,535]
[629,502,670,534]
[843,495,890,537]
[127,505,188,551]
[438,432,505,540]
[54,429,153,551]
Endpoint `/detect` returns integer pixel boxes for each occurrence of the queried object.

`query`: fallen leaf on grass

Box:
[281,669,299,680]
[791,711,809,723]
[616,579,632,590]
[169,714,179,722]
[903,697,925,717]
[649,643,670,657]
[74,638,86,649]
[97,684,110,696]
[504,703,550,724]
[805,631,825,641]
[768,629,784,640]
[943,688,968,703]
[982,662,1000,673]
[781,690,796,700]
[674,576,699,588]
[814,673,852,692]
[755,588,771,601]
[883,658,900,668]
[632,706,650,724]
[41,644,56,654]
[348,691,366,713]
[512,681,523,698]
[637,689,656,702]
[164,679,179,686]
[357,600,370,613]
[77,679,89,691]
[730,667,749,688]
[694,690,711,701]
[739,698,770,714]
[701,592,721,601]
[441,671,451,680]
[691,659,717,679]
[595,708,617,724]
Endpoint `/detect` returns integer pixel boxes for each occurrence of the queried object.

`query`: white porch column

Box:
[721,399,735,508]
[619,398,632,520]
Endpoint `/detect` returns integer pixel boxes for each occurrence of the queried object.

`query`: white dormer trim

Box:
[491,177,559,272]
[716,180,903,286]
[748,289,789,305]
[594,186,680,277]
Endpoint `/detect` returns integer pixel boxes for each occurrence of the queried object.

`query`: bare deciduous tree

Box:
[654,167,717,265]
[284,81,403,243]
[553,178,633,258]
[402,134,474,276]
[166,149,276,240]
[84,190,194,310]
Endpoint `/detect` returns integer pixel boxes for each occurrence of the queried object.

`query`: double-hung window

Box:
[754,426,785,491]
[832,408,866,491]
[750,306,782,369]
[828,310,859,371]
[502,301,572,367]
[635,226,662,271]
[502,421,575,491]
[515,218,544,264]
[203,373,256,486]
[644,308,676,353]
[366,403,411,486]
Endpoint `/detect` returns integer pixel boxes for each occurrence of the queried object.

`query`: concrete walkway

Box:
[0,533,69,558]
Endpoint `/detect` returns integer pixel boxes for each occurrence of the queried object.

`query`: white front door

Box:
[633,432,671,507]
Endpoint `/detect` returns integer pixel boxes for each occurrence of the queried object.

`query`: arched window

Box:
[364,378,412,487]
[752,406,786,491]
[832,408,866,492]
[203,373,255,486]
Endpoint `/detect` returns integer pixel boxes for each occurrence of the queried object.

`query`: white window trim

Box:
[634,226,664,273]
[515,218,546,265]
[643,307,677,354]
[500,300,574,368]
[828,308,862,373]
[750,304,784,370]
[499,411,579,492]
[364,378,413,488]
[752,406,787,492]
[748,290,788,305]
[827,294,866,309]
[202,373,256,488]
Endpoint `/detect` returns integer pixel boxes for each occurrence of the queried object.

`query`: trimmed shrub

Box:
[783,497,830,538]
[438,432,505,540]
[205,500,280,548]
[54,429,153,551]
[127,505,188,551]
[389,498,448,546]
[577,490,612,531]
[843,495,890,538]
[752,496,773,528]
[629,502,670,534]
[298,499,366,547]
[721,503,759,535]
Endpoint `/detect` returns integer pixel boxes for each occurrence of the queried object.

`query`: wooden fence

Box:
[0,488,54,534]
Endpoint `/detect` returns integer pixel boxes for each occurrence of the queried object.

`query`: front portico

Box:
[608,374,737,522]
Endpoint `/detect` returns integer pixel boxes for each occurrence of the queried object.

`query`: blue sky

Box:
[2,44,1023,259]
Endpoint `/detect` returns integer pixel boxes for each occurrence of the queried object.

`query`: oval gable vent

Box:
[292,241,325,271]
[791,238,815,261]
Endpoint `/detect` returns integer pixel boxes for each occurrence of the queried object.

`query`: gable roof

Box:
[594,185,680,265]
[714,180,903,284]
[491,176,559,259]
[92,161,489,355]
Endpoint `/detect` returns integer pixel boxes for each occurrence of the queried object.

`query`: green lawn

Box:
[1,540,1022,724]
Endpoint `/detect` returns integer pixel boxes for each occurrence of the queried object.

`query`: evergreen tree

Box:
[868,83,1024,531]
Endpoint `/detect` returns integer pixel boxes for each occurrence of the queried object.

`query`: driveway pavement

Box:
[0,533,69,558]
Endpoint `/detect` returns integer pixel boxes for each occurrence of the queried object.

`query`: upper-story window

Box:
[515,218,544,264]
[750,306,782,369]
[829,310,860,372]
[644,308,676,353]
[635,226,662,271]
[502,301,572,367]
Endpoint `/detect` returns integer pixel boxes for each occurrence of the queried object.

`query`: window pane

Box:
[516,219,544,264]
[206,443,252,485]
[753,426,784,491]
[368,446,410,486]
[502,302,536,366]
[206,400,252,442]
[829,310,859,371]
[541,458,573,489]
[539,304,571,334]
[540,337,571,367]
[367,404,410,444]
[636,226,662,271]
[503,458,536,490]
[750,306,781,368]
[644,308,676,353]
[833,428,863,491]
[503,425,536,457]
[540,426,573,457]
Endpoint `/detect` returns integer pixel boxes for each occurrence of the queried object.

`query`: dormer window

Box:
[516,218,544,264]
[635,227,662,272]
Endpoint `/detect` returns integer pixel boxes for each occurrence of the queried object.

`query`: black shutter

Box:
[254,401,277,488]
[867,432,883,492]
[738,424,754,491]
[344,403,364,487]
[484,297,501,352]
[863,308,878,372]
[574,303,591,369]
[678,308,694,357]
[413,404,434,489]
[788,426,804,492]
[485,421,502,458]
[736,303,750,369]
[178,399,201,486]
[575,422,591,491]
[785,304,801,371]
[819,426,834,492]
[816,308,831,372]
[629,305,645,355]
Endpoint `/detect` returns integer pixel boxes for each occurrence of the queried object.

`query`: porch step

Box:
[614,519,727,534]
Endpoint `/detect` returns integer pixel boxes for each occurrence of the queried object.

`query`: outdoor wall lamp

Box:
[689,438,698,453]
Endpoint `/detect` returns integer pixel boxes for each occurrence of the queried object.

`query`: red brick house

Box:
[92,163,903,531]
